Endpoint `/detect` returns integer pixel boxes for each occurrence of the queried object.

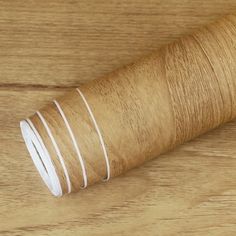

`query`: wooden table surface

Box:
[1,1,236,235]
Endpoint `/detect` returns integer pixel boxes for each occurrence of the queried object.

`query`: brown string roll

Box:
[20,14,236,197]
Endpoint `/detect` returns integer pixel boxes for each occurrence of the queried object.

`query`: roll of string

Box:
[20,14,236,196]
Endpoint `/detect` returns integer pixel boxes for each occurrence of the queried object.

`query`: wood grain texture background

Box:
[1,0,236,235]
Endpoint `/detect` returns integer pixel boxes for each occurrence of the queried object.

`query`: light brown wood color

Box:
[25,15,236,196]
[2,1,236,235]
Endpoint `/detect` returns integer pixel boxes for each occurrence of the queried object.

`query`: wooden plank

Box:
[2,1,236,235]
[0,0,236,86]
[1,90,236,235]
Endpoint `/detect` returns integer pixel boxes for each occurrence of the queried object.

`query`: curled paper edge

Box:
[20,120,62,197]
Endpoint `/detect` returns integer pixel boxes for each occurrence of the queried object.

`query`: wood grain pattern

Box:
[2,1,236,235]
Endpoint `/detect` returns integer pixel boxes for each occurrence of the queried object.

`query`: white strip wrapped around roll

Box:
[21,14,236,196]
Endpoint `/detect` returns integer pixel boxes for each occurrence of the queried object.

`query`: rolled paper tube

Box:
[21,14,236,196]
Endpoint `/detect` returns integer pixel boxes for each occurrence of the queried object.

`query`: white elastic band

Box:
[20,119,62,197]
[76,88,111,181]
[36,111,72,193]
[53,100,88,188]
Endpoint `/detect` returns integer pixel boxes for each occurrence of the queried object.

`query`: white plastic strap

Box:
[53,100,88,188]
[36,111,72,193]
[76,88,111,181]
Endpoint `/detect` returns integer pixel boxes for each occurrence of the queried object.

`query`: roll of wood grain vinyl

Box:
[20,14,236,196]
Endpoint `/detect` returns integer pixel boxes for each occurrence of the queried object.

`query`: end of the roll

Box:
[20,120,62,197]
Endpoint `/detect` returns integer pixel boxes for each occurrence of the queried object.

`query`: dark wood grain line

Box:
[0,83,80,91]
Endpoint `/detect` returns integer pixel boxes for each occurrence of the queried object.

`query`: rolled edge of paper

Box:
[20,120,62,197]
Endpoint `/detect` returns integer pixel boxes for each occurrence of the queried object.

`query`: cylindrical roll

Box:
[20,15,236,196]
